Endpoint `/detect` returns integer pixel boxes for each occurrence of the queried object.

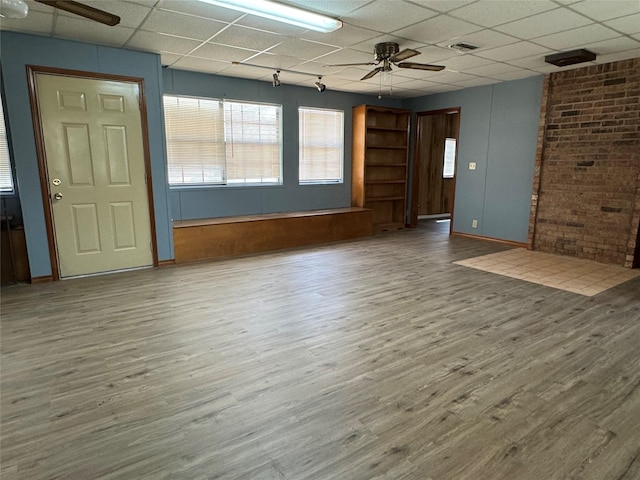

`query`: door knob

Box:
[53,192,63,200]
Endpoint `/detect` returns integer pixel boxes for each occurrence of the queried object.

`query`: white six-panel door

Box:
[36,73,153,278]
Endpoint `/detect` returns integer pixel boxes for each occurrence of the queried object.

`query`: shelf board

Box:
[365,179,406,184]
[366,126,408,132]
[365,163,407,167]
[365,196,405,202]
[366,145,408,150]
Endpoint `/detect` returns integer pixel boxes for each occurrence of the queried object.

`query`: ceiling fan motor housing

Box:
[374,42,400,61]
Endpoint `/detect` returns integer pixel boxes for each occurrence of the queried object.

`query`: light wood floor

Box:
[2,221,640,480]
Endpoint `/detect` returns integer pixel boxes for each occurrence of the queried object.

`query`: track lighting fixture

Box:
[315,76,326,92]
[272,70,281,87]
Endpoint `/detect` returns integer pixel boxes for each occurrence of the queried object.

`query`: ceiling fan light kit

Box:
[196,0,342,33]
[0,0,28,18]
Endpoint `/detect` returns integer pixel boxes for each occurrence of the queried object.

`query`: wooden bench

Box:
[173,207,372,263]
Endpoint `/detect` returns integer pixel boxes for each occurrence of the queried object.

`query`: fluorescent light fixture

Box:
[197,0,342,33]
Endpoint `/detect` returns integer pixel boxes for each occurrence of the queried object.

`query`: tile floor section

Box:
[454,248,640,296]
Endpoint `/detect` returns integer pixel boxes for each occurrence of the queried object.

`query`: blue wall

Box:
[0,31,173,277]
[402,76,543,243]
[164,68,400,220]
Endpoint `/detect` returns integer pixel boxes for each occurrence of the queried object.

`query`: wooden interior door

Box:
[34,73,153,278]
[410,108,460,228]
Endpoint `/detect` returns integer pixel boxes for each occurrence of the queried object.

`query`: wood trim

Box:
[26,66,60,281]
[158,259,176,267]
[410,107,461,230]
[25,65,159,279]
[136,77,159,267]
[30,275,53,284]
[452,231,528,248]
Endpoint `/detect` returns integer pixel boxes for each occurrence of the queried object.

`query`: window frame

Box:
[0,88,16,196]
[298,106,345,185]
[163,94,283,188]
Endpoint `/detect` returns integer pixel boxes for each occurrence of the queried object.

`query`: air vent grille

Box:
[448,42,479,53]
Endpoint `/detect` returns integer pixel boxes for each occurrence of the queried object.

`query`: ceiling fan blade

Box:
[324,62,377,67]
[361,67,383,81]
[390,48,420,63]
[397,62,445,72]
[35,0,120,26]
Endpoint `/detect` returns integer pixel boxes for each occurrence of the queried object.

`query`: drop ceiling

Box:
[2,0,639,98]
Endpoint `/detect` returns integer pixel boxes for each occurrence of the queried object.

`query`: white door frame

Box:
[27,65,158,281]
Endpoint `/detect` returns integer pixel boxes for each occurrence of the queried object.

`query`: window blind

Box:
[0,98,15,194]
[163,95,282,186]
[163,95,226,185]
[299,107,344,184]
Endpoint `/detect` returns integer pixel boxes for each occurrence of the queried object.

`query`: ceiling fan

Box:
[324,42,445,80]
[0,0,120,26]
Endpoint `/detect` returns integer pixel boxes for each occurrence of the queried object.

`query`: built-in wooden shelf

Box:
[352,105,410,233]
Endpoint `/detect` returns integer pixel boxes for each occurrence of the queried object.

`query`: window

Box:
[299,107,344,184]
[163,95,282,186]
[0,96,14,194]
[443,137,456,178]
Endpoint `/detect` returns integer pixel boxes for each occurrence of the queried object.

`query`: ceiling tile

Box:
[190,42,260,62]
[333,67,380,81]
[316,48,376,66]
[221,63,272,80]
[0,10,53,34]
[439,53,498,70]
[172,56,229,74]
[495,8,593,39]
[489,70,539,81]
[300,24,380,48]
[54,17,135,47]
[288,61,329,75]
[392,78,447,89]
[268,38,341,60]
[604,13,640,35]
[209,25,284,51]
[159,0,244,22]
[441,29,520,51]
[239,53,304,69]
[583,36,640,55]
[463,62,522,76]
[279,0,372,16]
[569,1,640,21]
[453,77,499,87]
[448,1,558,27]
[392,14,483,43]
[235,15,311,36]
[420,70,478,83]
[125,31,203,54]
[24,0,54,12]
[343,0,439,32]
[160,52,183,66]
[594,47,640,63]
[532,24,621,50]
[142,9,227,41]
[415,45,457,62]
[405,0,478,13]
[475,41,551,61]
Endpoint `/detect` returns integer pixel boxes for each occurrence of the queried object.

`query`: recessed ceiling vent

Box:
[447,42,479,53]
[545,49,596,67]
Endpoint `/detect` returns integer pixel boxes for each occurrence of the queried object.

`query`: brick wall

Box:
[531,58,640,267]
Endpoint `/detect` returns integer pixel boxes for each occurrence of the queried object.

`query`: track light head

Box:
[315,76,326,92]
[272,70,281,87]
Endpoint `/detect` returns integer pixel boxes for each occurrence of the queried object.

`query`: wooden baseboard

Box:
[173,208,373,264]
[158,259,176,267]
[452,231,528,248]
[30,275,53,284]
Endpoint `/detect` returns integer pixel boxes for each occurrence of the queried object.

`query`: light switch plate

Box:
[469,162,477,170]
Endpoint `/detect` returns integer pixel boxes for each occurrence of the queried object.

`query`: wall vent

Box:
[447,42,479,53]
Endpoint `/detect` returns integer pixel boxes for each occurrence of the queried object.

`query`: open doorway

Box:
[410,108,460,230]
[634,222,640,268]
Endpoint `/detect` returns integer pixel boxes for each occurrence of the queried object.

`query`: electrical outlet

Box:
[469,162,477,170]
[472,219,478,228]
